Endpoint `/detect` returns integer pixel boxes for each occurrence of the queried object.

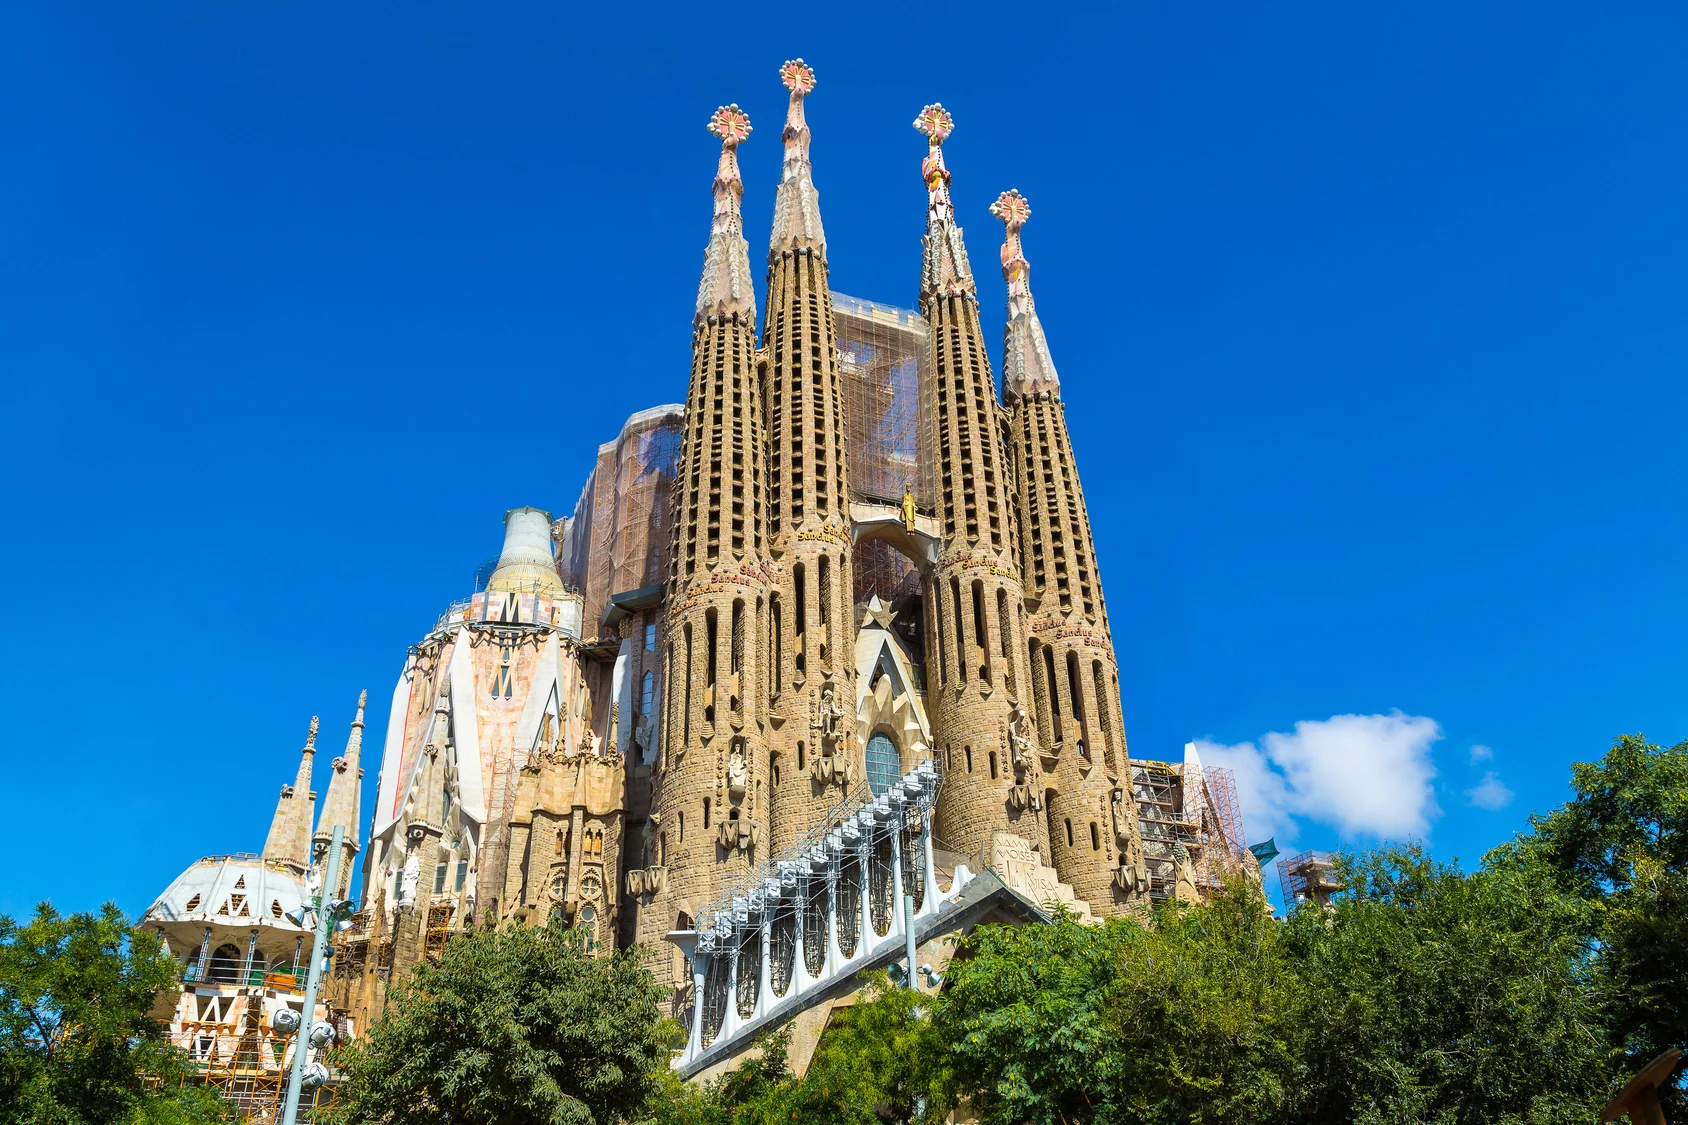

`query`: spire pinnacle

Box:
[769,60,826,257]
[262,715,319,874]
[991,189,1060,399]
[696,105,756,326]
[314,690,368,876]
[914,104,974,298]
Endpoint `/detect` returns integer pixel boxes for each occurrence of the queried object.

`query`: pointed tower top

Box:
[769,60,826,258]
[992,189,1060,400]
[315,690,368,854]
[696,105,756,325]
[262,715,319,873]
[914,104,974,299]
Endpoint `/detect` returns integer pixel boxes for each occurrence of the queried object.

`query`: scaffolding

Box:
[1183,764,1255,890]
[168,990,337,1122]
[1277,850,1341,908]
[835,291,934,613]
[1131,762,1195,904]
[572,406,683,636]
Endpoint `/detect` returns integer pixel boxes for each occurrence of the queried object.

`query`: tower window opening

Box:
[770,595,783,699]
[555,829,565,855]
[1065,819,1074,848]
[797,741,805,772]
[1045,646,1061,740]
[950,577,966,683]
[1067,650,1087,755]
[965,746,973,773]
[645,621,657,651]
[972,580,990,684]
[988,751,998,780]
[434,863,447,894]
[1090,822,1101,851]
[793,564,807,678]
[703,800,710,830]
[704,608,718,724]
[641,671,655,719]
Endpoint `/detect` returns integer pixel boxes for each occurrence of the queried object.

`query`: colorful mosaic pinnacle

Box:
[779,58,816,96]
[912,103,955,144]
[992,189,1033,300]
[990,188,1032,231]
[707,104,752,146]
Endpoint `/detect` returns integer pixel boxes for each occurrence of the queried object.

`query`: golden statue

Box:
[901,484,917,532]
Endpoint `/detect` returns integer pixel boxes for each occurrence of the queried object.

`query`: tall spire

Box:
[314,691,366,898]
[695,105,756,326]
[991,189,1060,400]
[262,716,318,874]
[769,60,825,257]
[914,104,974,299]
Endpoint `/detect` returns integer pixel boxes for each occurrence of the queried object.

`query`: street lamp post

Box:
[281,824,344,1125]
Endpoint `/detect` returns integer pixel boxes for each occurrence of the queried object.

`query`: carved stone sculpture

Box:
[398,852,420,908]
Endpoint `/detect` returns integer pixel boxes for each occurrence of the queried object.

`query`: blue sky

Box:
[4,3,1685,919]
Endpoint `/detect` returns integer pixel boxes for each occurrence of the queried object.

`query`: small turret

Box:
[262,717,318,875]
[313,691,367,900]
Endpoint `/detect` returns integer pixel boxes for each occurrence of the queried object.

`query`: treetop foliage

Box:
[0,902,226,1125]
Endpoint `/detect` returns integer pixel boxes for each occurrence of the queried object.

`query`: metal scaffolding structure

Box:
[834,291,933,613]
[1277,850,1340,908]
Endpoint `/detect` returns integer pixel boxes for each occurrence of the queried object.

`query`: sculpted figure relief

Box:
[726,746,748,802]
[1008,707,1035,769]
[398,852,420,907]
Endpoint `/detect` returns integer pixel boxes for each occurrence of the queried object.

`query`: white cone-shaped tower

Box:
[487,506,562,594]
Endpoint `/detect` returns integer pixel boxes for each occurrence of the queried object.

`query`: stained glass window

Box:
[866,732,900,795]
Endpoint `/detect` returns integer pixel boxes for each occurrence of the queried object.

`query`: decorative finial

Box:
[306,716,319,748]
[707,104,752,146]
[992,189,1033,305]
[697,105,756,323]
[779,59,816,96]
[913,104,955,144]
[357,689,368,710]
[990,188,1031,232]
[992,190,1060,399]
[915,103,973,298]
[770,60,826,257]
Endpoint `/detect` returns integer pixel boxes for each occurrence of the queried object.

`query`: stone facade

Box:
[154,63,1200,1054]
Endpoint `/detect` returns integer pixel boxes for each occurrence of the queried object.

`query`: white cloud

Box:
[1465,771,1514,811]
[1195,712,1442,843]
[1469,743,1493,765]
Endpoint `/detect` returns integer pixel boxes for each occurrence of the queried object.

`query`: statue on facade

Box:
[398,852,420,908]
[1008,707,1035,769]
[1110,781,1133,848]
[726,746,748,802]
[633,713,653,761]
[901,484,917,532]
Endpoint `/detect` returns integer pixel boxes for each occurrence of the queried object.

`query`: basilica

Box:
[140,60,1256,1104]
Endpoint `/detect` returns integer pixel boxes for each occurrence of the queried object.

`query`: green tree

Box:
[1492,734,1688,1110]
[0,902,227,1125]
[1293,848,1610,1125]
[331,921,671,1125]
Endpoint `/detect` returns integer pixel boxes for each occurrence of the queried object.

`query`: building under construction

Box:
[1130,743,1256,904]
[1278,850,1341,908]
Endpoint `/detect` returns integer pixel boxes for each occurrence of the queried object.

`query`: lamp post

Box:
[281,824,344,1125]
